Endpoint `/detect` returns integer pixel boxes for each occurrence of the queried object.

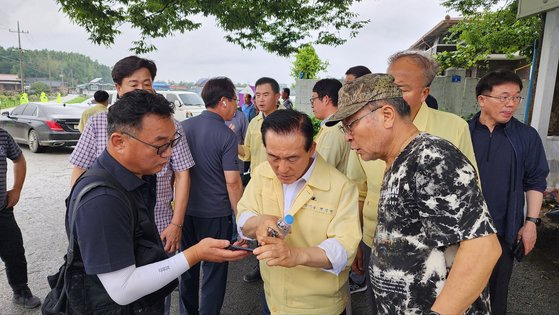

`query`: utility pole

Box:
[47,50,51,87]
[9,21,29,92]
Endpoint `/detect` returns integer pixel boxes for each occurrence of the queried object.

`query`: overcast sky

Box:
[0,0,458,85]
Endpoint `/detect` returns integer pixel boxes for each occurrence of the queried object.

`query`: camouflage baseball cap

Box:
[325,73,402,127]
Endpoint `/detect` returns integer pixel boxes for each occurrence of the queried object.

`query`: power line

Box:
[8,21,29,92]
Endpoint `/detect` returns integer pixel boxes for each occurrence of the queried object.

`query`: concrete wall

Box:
[430,69,530,121]
[294,78,320,116]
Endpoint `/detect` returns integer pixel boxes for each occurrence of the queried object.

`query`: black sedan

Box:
[0,102,83,153]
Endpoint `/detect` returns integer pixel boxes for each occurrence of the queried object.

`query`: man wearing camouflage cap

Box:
[327,73,501,314]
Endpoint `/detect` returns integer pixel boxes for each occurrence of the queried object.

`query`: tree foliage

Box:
[437,0,541,71]
[0,46,112,85]
[56,0,369,57]
[290,44,328,80]
[30,82,51,94]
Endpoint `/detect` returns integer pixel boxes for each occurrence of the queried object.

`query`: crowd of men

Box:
[0,50,550,315]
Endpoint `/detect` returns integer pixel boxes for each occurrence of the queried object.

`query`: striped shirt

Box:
[0,128,22,209]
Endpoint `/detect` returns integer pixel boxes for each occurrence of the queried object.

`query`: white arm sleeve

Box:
[97,253,189,305]
[318,238,348,276]
[237,211,257,240]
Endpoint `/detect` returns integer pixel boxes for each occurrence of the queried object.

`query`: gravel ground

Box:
[0,146,557,314]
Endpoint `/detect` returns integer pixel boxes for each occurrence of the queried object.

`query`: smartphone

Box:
[226,245,254,252]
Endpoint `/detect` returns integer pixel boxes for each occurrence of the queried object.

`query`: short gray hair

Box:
[388,50,439,87]
[369,97,411,118]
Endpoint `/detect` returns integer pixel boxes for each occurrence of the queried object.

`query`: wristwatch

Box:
[525,216,542,226]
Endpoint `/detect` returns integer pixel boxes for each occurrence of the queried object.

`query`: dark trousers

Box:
[0,207,29,293]
[488,236,515,315]
[179,215,232,315]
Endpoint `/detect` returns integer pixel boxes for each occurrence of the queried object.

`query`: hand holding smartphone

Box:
[226,244,254,252]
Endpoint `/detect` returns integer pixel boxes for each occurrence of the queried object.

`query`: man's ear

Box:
[381,105,396,128]
[477,95,486,108]
[323,95,332,107]
[114,83,122,96]
[308,141,317,157]
[109,132,127,154]
[420,87,430,104]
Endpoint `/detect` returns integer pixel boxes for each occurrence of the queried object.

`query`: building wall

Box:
[0,83,20,92]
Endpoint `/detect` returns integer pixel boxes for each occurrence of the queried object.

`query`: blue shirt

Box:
[68,150,159,275]
[469,113,549,245]
[241,103,256,122]
[472,121,513,236]
[181,110,239,218]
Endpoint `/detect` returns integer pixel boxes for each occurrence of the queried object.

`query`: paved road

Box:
[0,146,557,314]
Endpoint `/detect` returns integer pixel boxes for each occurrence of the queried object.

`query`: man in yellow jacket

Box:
[237,110,361,314]
[238,77,281,171]
[311,79,350,174]
[346,51,478,307]
[238,77,281,282]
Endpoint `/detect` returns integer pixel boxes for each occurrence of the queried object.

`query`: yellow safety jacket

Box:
[238,156,361,314]
[239,113,268,170]
[315,122,350,174]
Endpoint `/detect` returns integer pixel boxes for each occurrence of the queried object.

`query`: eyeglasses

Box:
[340,106,381,135]
[309,96,320,104]
[123,131,182,156]
[227,96,238,102]
[482,95,524,103]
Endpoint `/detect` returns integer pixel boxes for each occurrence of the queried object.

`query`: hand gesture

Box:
[253,236,301,268]
[6,189,21,208]
[160,223,182,253]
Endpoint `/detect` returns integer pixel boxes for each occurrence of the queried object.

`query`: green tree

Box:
[30,82,51,95]
[56,0,368,56]
[436,0,541,71]
[0,46,112,84]
[290,44,328,80]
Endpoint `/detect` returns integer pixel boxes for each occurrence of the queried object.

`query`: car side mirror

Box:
[174,100,182,107]
[1,111,11,118]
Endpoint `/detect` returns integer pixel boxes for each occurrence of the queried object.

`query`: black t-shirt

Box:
[68,150,159,275]
[370,133,496,314]
[181,111,239,218]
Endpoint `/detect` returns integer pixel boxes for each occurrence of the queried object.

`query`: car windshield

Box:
[178,94,204,106]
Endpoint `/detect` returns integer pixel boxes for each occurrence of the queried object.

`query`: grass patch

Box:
[66,96,87,104]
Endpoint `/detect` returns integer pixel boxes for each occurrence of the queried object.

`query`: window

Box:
[11,105,26,116]
[22,104,37,116]
[165,94,178,103]
[179,94,204,106]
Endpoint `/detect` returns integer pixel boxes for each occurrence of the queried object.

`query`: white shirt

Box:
[237,156,347,275]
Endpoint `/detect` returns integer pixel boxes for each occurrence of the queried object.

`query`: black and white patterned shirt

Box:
[370,133,496,314]
[0,128,22,209]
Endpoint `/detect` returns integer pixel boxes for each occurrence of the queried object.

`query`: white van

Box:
[158,91,205,121]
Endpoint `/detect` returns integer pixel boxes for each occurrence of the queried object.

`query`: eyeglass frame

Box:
[226,96,238,102]
[481,94,524,103]
[122,131,182,156]
[340,104,383,135]
[310,96,321,104]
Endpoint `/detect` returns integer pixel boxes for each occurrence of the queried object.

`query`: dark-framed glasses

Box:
[482,95,524,103]
[123,131,182,156]
[340,106,382,134]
